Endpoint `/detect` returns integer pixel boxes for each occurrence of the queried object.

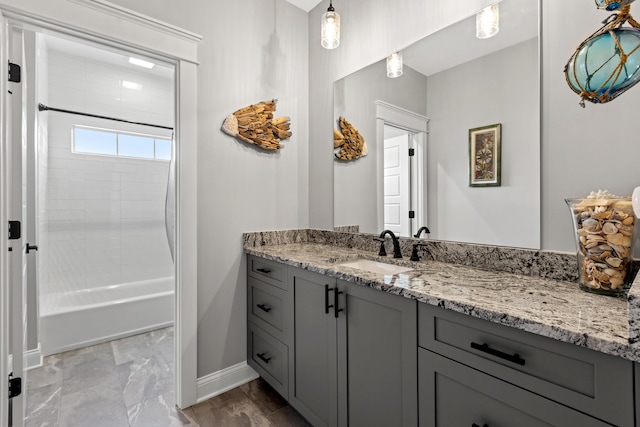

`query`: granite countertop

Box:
[245,238,640,363]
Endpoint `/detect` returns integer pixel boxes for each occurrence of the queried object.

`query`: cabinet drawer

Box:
[419,349,609,427]
[418,304,633,427]
[248,322,288,399]
[248,276,288,341]
[248,256,286,290]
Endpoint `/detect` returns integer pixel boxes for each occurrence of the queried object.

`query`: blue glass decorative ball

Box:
[566,28,640,103]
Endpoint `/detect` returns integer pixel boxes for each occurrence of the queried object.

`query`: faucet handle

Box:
[373,238,387,257]
[410,243,429,262]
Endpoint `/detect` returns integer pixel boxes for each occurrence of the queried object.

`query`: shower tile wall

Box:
[40,42,175,302]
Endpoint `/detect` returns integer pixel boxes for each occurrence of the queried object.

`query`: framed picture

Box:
[469,123,501,187]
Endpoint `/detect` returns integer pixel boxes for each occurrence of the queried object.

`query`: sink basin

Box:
[338,259,413,275]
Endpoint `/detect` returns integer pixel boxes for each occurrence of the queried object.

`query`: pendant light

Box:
[321,1,340,49]
[476,4,500,39]
[386,52,403,78]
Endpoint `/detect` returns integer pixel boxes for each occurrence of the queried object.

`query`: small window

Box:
[73,126,171,161]
[118,134,155,158]
[155,139,172,160]
[74,127,117,155]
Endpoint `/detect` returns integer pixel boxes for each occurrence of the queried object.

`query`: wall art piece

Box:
[334,116,367,161]
[221,99,291,151]
[469,123,501,187]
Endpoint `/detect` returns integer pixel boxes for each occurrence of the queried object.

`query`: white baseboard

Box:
[25,346,43,370]
[196,361,259,403]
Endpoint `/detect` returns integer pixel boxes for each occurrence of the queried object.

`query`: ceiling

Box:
[402,0,537,77]
[285,0,322,12]
[43,33,175,80]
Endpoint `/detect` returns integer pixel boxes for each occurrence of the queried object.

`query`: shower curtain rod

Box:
[38,103,174,131]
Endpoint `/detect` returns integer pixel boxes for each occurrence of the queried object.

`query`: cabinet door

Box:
[288,268,338,427]
[337,281,417,427]
[419,349,610,427]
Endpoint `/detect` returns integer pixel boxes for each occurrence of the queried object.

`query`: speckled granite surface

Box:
[243,229,640,362]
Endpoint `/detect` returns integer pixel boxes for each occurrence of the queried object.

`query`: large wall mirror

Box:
[333,0,540,249]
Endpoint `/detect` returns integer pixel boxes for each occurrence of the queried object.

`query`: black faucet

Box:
[378,230,402,259]
[410,243,428,261]
[413,226,431,238]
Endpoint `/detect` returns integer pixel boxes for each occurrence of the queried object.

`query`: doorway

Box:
[1,3,200,425]
[375,101,429,238]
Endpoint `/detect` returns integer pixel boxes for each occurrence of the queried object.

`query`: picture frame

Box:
[469,123,501,187]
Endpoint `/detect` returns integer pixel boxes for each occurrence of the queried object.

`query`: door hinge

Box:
[8,374,21,399]
[409,210,415,219]
[408,148,415,157]
[8,62,20,83]
[8,221,20,240]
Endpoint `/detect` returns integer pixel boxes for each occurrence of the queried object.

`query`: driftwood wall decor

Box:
[334,116,367,161]
[222,99,292,151]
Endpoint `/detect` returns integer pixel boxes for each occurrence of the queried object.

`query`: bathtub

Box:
[40,277,174,356]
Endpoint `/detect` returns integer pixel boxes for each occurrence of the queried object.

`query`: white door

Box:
[7,25,28,427]
[383,133,410,236]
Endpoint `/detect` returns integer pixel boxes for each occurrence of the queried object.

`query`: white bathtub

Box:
[40,277,174,356]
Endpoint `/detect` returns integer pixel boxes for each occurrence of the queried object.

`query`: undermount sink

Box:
[338,259,413,275]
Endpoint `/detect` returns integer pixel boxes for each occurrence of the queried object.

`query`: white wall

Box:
[542,0,640,252]
[103,0,310,378]
[41,47,174,300]
[427,39,539,248]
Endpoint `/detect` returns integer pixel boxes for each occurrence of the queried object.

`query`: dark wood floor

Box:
[190,378,311,426]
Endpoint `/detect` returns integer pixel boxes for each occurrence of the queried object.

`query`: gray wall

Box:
[105,0,310,378]
[334,61,428,233]
[427,38,539,248]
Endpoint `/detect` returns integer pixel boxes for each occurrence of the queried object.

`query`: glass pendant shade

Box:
[476,4,499,39]
[321,7,340,49]
[387,53,403,78]
[565,28,640,104]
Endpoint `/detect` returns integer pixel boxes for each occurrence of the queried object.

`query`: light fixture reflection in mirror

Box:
[333,0,540,249]
[387,53,403,78]
[476,4,500,39]
[321,1,341,49]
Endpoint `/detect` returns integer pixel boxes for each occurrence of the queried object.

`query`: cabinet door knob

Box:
[470,342,525,366]
[256,352,271,364]
[257,303,271,313]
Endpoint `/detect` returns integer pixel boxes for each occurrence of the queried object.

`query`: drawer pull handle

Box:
[257,303,271,313]
[256,352,271,364]
[472,424,489,427]
[256,267,271,274]
[325,285,334,314]
[470,342,525,366]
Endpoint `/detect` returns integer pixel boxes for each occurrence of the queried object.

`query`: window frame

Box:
[72,124,172,161]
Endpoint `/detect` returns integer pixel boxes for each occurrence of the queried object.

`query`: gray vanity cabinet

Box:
[335,279,417,427]
[287,267,418,427]
[247,256,292,399]
[419,349,609,427]
[288,268,339,427]
[418,304,634,427]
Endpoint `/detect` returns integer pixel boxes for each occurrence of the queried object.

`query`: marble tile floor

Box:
[25,328,310,426]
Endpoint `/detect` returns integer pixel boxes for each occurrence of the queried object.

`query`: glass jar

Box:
[566,197,636,296]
